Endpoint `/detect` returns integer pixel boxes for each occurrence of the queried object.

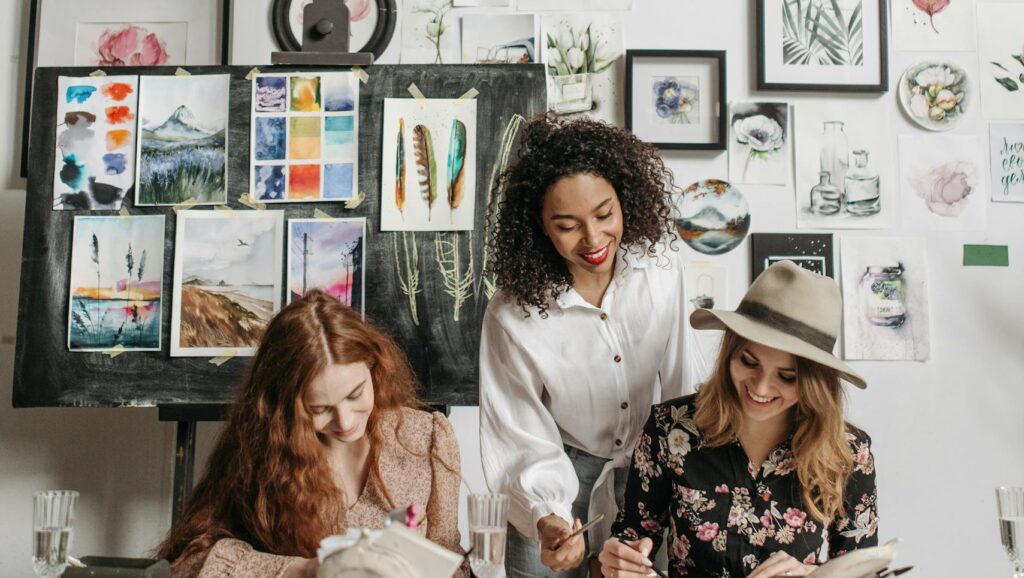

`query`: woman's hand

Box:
[282,557,318,578]
[537,514,585,571]
[747,550,816,578]
[597,536,656,577]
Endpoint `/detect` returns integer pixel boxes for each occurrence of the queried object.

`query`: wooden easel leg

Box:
[172,420,197,525]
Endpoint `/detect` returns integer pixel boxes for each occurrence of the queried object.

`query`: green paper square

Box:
[963,244,1009,267]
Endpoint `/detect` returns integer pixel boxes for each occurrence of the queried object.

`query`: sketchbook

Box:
[812,538,903,578]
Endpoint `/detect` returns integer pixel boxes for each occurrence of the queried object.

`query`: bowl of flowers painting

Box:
[898,61,969,131]
[676,179,751,256]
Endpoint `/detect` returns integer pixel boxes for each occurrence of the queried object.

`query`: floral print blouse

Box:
[611,394,878,577]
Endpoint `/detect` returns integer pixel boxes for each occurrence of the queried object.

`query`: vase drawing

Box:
[820,121,849,196]
[845,149,880,216]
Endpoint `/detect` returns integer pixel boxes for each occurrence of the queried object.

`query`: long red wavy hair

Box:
[156,290,421,567]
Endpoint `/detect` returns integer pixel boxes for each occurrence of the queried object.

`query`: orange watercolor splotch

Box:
[101,82,134,101]
[288,164,320,199]
[105,106,135,124]
[290,77,321,112]
[106,129,131,151]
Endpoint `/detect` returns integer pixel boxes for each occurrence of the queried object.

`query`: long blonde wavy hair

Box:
[693,330,854,524]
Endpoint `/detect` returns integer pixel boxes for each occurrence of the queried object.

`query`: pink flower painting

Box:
[912,0,950,34]
[96,25,171,66]
[911,160,975,217]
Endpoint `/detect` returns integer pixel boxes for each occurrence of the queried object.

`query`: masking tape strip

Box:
[173,198,199,213]
[89,69,107,77]
[239,193,267,210]
[103,344,126,358]
[455,88,479,105]
[209,348,239,366]
[344,191,366,209]
[245,67,262,81]
[118,206,130,217]
[215,204,235,215]
[314,208,334,221]
[175,67,191,77]
[408,83,427,108]
[352,66,369,84]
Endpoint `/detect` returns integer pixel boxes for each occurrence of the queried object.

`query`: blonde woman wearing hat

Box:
[598,261,878,578]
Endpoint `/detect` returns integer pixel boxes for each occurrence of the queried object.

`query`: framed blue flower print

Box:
[625,49,727,151]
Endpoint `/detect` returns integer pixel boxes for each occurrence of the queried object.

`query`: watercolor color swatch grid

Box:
[250,72,359,203]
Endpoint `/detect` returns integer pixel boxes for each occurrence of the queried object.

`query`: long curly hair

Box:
[693,331,855,524]
[486,113,677,313]
[156,290,421,567]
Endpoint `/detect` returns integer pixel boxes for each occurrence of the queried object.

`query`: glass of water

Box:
[467,493,509,578]
[997,486,1024,578]
[33,490,78,578]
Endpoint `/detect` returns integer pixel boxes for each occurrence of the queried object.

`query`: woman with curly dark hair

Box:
[155,290,467,578]
[479,114,692,577]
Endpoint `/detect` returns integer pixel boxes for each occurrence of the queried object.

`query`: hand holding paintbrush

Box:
[595,534,668,578]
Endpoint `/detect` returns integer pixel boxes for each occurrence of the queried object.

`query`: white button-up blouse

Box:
[479,243,691,548]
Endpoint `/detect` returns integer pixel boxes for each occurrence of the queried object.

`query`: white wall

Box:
[2,0,1023,576]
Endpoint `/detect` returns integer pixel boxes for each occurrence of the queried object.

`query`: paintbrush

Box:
[551,513,605,551]
[613,536,669,578]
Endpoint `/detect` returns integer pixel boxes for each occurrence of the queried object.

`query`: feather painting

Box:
[412,124,438,220]
[396,118,406,219]
[446,119,467,221]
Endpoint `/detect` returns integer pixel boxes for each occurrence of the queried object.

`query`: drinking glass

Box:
[33,490,78,578]
[467,493,509,578]
[997,486,1024,578]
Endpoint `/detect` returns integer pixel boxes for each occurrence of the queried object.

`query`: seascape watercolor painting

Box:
[380,98,478,231]
[135,74,229,206]
[728,102,789,185]
[171,211,284,357]
[250,72,359,202]
[288,218,366,313]
[841,236,931,361]
[74,22,186,66]
[53,75,138,210]
[675,179,751,256]
[67,215,164,351]
[898,134,986,230]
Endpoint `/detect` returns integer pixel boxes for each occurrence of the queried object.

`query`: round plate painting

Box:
[898,61,969,132]
[676,179,751,255]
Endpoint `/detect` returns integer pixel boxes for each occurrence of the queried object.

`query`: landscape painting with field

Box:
[67,215,165,352]
[135,74,229,205]
[171,211,284,357]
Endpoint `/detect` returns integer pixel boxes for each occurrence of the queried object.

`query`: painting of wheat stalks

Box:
[171,211,283,357]
[135,74,229,206]
[380,98,477,231]
[67,215,165,351]
[288,218,366,313]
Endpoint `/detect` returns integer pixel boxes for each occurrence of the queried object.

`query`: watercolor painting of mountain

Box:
[675,179,751,255]
[135,74,229,205]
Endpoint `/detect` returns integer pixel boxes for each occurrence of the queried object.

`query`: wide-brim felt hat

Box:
[690,260,866,389]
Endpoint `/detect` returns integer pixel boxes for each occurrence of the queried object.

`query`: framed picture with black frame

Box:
[750,232,835,281]
[756,0,888,93]
[625,49,727,151]
[20,0,231,177]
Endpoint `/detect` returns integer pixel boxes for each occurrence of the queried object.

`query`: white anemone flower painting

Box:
[728,102,789,185]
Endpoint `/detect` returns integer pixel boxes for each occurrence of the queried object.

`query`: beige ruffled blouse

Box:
[171,408,468,578]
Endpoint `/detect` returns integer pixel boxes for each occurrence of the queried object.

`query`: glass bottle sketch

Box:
[819,121,848,195]
[861,264,906,327]
[844,149,880,216]
[810,171,841,215]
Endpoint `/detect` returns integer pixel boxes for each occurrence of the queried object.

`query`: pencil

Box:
[613,536,669,578]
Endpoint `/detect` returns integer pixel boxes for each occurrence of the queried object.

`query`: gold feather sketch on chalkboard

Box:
[446,119,467,222]
[412,124,438,221]
[396,118,406,219]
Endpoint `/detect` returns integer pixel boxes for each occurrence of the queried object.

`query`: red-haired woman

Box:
[155,290,467,578]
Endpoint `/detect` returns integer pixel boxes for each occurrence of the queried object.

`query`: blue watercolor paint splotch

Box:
[103,153,128,175]
[255,76,287,112]
[59,154,90,191]
[323,163,353,199]
[255,117,287,161]
[66,85,97,104]
[324,75,356,112]
[255,165,286,200]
